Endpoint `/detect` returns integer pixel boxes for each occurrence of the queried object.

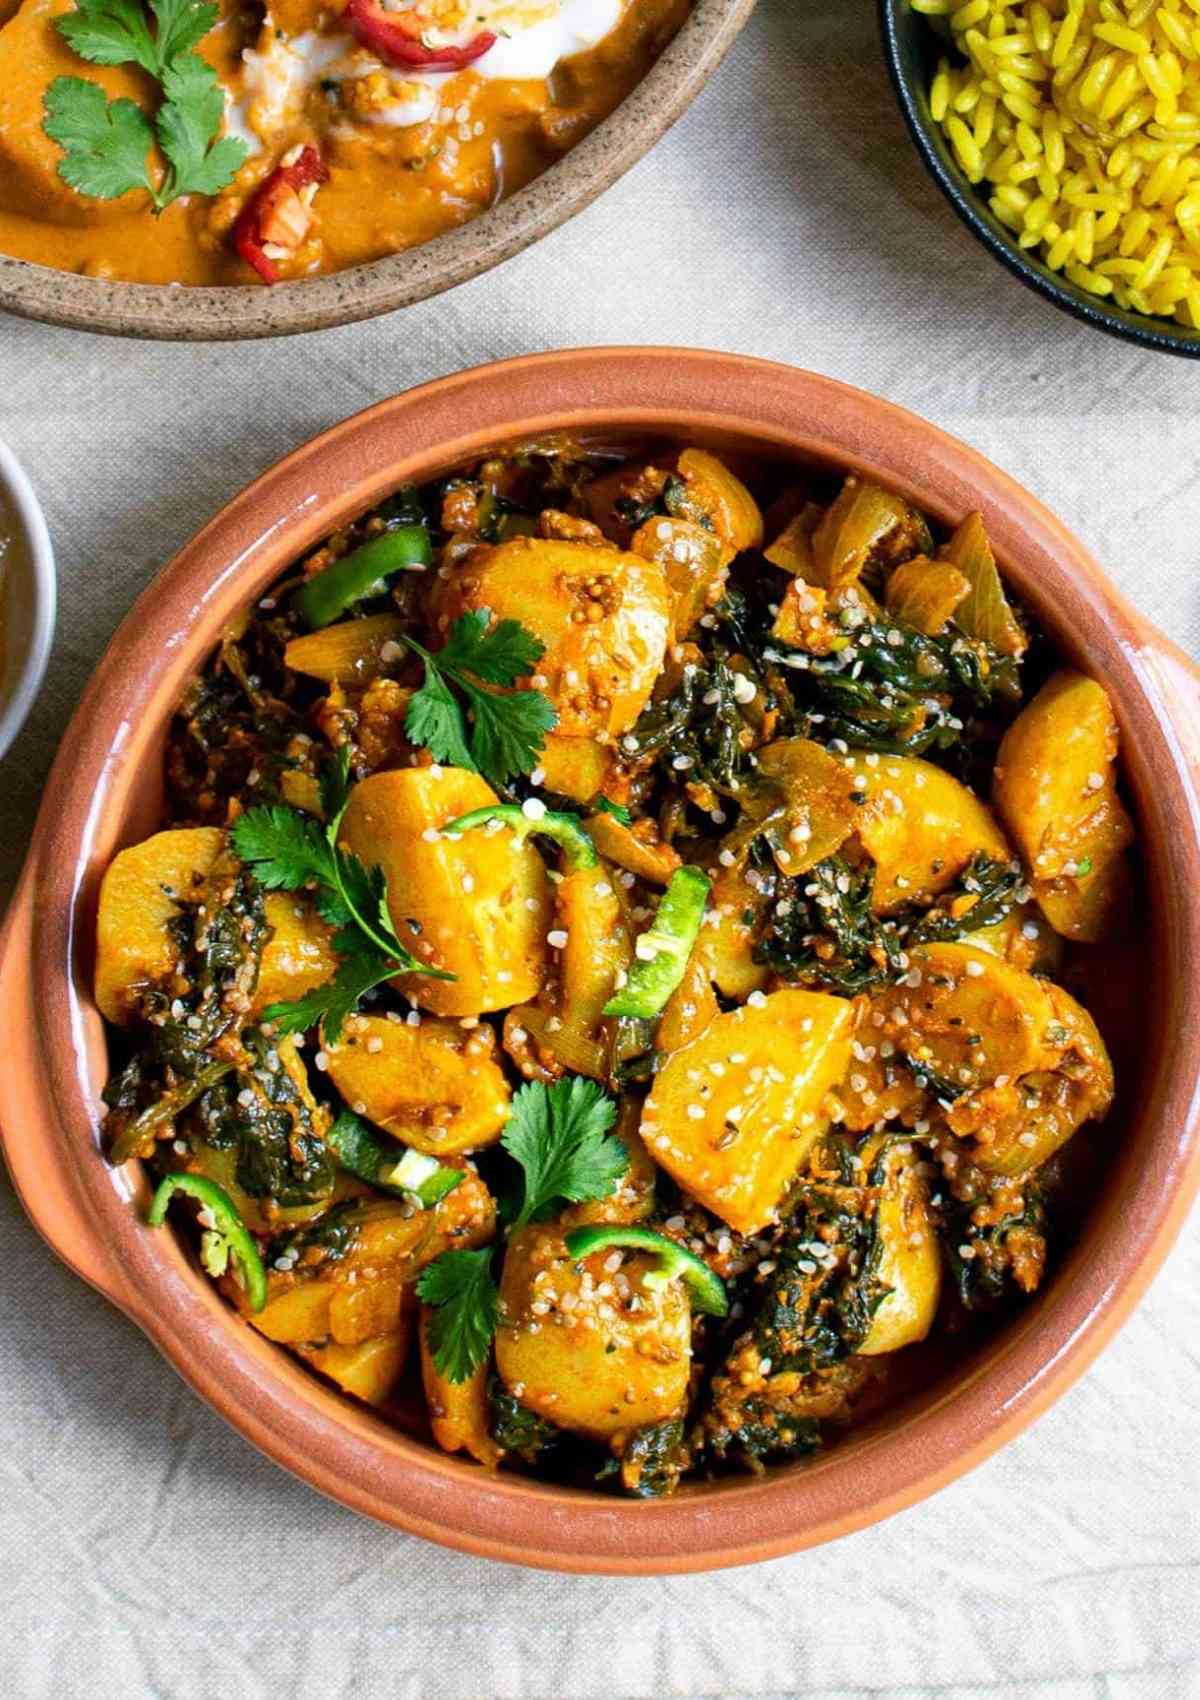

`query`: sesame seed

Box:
[965,960,984,978]
[462,874,475,893]
[718,848,736,868]
[522,797,547,822]
[529,768,546,785]
[406,1011,421,1027]
[421,827,440,843]
[732,674,757,704]
[314,1051,329,1071]
[547,929,568,949]
[746,989,767,1008]
[366,1036,383,1054]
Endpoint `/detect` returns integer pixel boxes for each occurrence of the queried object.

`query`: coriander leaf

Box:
[55,0,159,73]
[319,743,354,827]
[261,948,395,1044]
[461,680,558,789]
[439,610,547,686]
[335,850,412,961]
[405,664,477,772]
[44,78,156,202]
[416,1248,499,1383]
[157,54,247,197]
[150,0,219,64]
[503,1078,626,1232]
[230,804,336,892]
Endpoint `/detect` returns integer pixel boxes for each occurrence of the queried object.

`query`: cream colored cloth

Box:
[1,2,1199,1696]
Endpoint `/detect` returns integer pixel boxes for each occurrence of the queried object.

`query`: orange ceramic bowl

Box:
[2,350,1198,1572]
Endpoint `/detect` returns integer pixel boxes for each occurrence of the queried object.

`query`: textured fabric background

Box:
[1,2,1198,1696]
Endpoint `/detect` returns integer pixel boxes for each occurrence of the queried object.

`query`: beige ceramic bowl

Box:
[2,351,1199,1571]
[0,0,754,342]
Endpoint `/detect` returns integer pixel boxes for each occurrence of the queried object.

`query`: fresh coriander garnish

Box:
[416,1077,627,1382]
[231,749,452,1041]
[44,0,247,211]
[399,610,558,787]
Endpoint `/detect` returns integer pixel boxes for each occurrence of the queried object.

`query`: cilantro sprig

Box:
[399,610,558,788]
[416,1078,627,1382]
[44,0,247,211]
[231,749,451,1041]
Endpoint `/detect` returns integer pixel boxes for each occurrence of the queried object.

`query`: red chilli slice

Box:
[233,145,329,286]
[344,0,496,71]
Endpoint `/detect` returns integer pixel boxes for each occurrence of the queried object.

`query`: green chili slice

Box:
[326,1110,463,1206]
[147,1173,268,1313]
[443,802,597,871]
[603,865,710,1019]
[563,1224,728,1317]
[295,525,432,629]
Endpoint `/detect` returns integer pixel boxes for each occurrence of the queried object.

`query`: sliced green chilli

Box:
[563,1224,728,1317]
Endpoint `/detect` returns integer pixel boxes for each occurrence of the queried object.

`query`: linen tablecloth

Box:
[1,2,1198,1696]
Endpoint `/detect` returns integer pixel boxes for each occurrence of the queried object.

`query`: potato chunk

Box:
[676,449,764,552]
[857,1136,941,1356]
[851,753,1011,913]
[438,536,670,739]
[419,1308,501,1466]
[244,1172,495,1343]
[95,827,336,1022]
[283,613,408,685]
[300,1328,412,1408]
[630,514,732,639]
[503,861,632,1081]
[96,827,224,1023]
[495,1223,691,1441]
[325,1013,511,1155]
[870,942,1114,1174]
[338,767,551,1015]
[641,989,855,1233]
[993,670,1134,942]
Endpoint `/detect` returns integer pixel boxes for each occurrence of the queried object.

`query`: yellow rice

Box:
[911,0,1200,328]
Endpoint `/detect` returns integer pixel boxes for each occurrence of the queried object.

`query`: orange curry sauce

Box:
[0,0,689,285]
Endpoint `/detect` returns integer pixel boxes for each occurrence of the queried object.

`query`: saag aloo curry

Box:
[0,0,687,285]
[97,439,1134,1495]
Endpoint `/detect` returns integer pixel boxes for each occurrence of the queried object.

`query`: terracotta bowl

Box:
[2,350,1198,1572]
[0,0,753,342]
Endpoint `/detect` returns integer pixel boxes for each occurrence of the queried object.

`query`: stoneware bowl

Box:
[0,439,56,762]
[878,0,1200,358]
[2,350,1198,1573]
[0,0,754,343]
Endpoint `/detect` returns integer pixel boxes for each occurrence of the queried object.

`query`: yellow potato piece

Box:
[536,733,613,804]
[438,536,670,739]
[641,989,855,1234]
[300,1328,412,1407]
[255,895,339,1012]
[676,449,764,552]
[857,1136,941,1356]
[630,514,733,639]
[283,613,408,685]
[95,826,337,1023]
[244,1175,496,1343]
[701,863,770,1000]
[95,827,224,1023]
[504,861,632,1081]
[325,1013,511,1155]
[338,766,551,1015]
[943,981,1114,1175]
[753,737,860,877]
[495,1224,691,1441]
[851,753,1011,913]
[419,1307,501,1466]
[993,670,1134,942]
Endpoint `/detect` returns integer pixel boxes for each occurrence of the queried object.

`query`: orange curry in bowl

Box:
[0,0,688,285]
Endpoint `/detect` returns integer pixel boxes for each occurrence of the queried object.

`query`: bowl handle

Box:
[0,868,146,1324]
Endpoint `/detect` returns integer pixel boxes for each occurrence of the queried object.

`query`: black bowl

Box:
[878,0,1200,358]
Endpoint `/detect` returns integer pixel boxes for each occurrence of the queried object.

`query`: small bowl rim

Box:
[0,439,56,763]
[2,350,1199,1572]
[877,0,1200,359]
[0,0,754,342]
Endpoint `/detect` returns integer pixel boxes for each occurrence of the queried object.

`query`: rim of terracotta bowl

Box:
[2,351,1199,1573]
[0,438,56,761]
[877,0,1200,359]
[0,0,754,343]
